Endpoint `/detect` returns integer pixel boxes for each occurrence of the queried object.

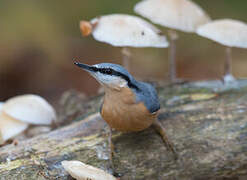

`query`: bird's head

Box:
[74,62,138,91]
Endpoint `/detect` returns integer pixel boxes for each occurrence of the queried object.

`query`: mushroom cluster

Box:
[0,94,56,144]
[79,1,247,84]
[79,0,210,82]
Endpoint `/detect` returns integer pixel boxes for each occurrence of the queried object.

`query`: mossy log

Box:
[0,82,247,180]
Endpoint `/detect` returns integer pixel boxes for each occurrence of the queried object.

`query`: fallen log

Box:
[0,82,247,180]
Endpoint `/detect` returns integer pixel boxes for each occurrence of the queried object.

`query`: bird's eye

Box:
[101,68,112,75]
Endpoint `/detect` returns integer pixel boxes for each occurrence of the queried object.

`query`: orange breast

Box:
[101,87,157,132]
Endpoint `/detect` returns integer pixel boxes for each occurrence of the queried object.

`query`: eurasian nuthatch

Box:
[74,62,176,169]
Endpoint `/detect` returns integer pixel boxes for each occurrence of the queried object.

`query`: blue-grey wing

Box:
[134,82,160,113]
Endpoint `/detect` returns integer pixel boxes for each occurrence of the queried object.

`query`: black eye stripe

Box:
[89,66,98,72]
[91,67,112,75]
[100,68,112,74]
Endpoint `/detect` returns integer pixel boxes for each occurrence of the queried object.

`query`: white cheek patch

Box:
[94,73,128,88]
[119,79,128,87]
[106,76,127,87]
[107,79,127,91]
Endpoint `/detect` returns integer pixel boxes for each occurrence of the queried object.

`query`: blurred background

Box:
[0,0,247,104]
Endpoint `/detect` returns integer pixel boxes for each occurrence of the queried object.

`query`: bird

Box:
[74,62,177,169]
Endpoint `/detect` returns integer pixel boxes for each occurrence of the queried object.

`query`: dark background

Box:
[0,0,246,104]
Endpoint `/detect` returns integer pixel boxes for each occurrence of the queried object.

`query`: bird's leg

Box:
[107,126,115,169]
[152,119,178,159]
[107,127,123,178]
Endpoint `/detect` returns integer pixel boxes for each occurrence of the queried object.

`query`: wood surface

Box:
[0,82,247,180]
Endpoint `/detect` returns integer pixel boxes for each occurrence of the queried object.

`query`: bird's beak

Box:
[74,62,96,73]
[74,61,106,86]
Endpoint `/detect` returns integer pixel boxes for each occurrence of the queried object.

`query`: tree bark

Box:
[0,83,247,180]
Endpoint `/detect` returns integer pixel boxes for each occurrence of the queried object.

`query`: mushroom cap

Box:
[62,160,116,180]
[196,19,247,48]
[2,94,56,125]
[90,14,169,48]
[134,0,210,33]
[0,112,28,144]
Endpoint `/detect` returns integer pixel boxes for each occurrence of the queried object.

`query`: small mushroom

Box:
[62,160,116,180]
[0,112,28,144]
[2,94,56,125]
[80,14,169,70]
[196,19,247,83]
[134,0,210,82]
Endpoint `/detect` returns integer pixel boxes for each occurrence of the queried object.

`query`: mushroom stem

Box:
[224,47,233,77]
[223,47,236,83]
[121,47,131,71]
[168,29,178,83]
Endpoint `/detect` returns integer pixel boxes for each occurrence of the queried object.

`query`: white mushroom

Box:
[62,160,116,180]
[0,102,3,110]
[88,14,168,48]
[197,19,247,82]
[134,0,210,82]
[80,14,169,70]
[2,94,56,125]
[0,112,28,144]
[134,0,210,33]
